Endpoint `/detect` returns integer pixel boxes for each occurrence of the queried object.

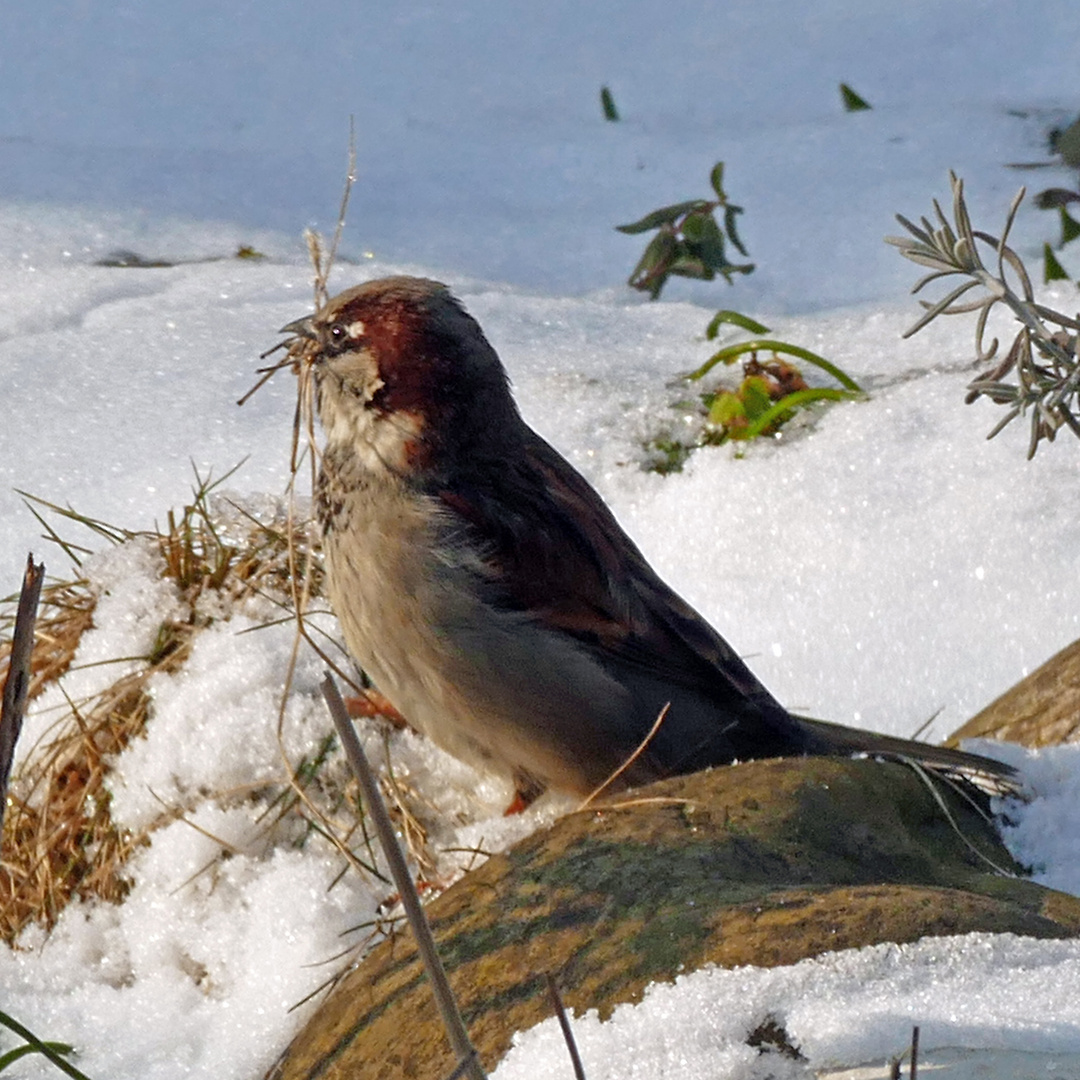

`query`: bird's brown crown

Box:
[299,277,519,473]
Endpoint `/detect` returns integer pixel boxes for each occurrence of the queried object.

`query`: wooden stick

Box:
[0,555,44,838]
[320,674,486,1080]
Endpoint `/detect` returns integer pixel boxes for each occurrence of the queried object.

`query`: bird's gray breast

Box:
[315,455,635,793]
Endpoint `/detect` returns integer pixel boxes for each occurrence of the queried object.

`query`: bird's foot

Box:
[344,689,407,727]
[504,770,546,815]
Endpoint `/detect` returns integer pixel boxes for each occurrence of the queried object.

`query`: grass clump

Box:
[0,467,362,944]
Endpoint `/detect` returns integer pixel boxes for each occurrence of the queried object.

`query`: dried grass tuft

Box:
[0,462,443,948]
[0,470,325,943]
[0,579,95,705]
[0,629,181,940]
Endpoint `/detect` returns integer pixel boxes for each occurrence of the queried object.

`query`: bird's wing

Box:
[436,428,785,716]
[434,429,1019,788]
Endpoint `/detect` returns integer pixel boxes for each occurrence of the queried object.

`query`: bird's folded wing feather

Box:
[436,429,786,716]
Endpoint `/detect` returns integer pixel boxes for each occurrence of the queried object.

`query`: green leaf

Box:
[616,200,710,234]
[708,390,745,426]
[1044,242,1069,283]
[1061,206,1080,246]
[685,213,730,272]
[627,232,681,299]
[743,387,859,439]
[600,86,620,122]
[716,261,755,285]
[627,231,677,289]
[680,211,707,242]
[667,253,713,280]
[722,204,750,257]
[839,83,872,112]
[705,310,772,339]
[709,162,726,201]
[740,376,774,421]
[687,339,864,392]
[1053,116,1080,168]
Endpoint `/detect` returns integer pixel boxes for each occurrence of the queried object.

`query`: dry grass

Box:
[0,470,406,945]
[0,464,443,948]
[0,579,95,706]
[0,621,185,940]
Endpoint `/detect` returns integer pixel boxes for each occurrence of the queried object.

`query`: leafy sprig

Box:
[617,163,753,300]
[887,172,1080,458]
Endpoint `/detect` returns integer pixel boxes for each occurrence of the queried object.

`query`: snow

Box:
[494,934,1080,1079]
[3,1,1080,1077]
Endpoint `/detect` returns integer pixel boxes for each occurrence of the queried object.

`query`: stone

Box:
[267,757,1080,1080]
[947,636,1080,748]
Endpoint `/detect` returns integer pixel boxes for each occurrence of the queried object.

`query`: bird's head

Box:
[280,276,520,478]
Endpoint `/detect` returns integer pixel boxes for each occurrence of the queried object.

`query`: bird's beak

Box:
[279,315,317,339]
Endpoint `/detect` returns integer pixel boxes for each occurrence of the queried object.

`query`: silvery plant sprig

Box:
[887,171,1080,458]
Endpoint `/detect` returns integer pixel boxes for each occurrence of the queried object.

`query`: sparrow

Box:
[278,276,1015,808]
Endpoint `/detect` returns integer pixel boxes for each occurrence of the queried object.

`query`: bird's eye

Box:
[323,318,367,353]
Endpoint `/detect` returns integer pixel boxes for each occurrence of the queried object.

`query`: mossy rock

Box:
[267,757,1080,1080]
[948,636,1080,748]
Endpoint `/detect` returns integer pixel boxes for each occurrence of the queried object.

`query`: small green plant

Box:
[617,163,753,300]
[600,86,619,122]
[688,312,863,439]
[839,83,872,112]
[643,311,863,472]
[888,171,1080,457]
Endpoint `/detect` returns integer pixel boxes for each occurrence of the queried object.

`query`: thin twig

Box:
[910,1025,919,1080]
[322,118,357,308]
[578,703,670,809]
[546,973,587,1080]
[321,674,486,1080]
[0,555,45,837]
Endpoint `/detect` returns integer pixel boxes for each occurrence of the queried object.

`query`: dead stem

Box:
[578,704,671,809]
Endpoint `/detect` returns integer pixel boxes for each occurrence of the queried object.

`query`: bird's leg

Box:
[505,769,546,815]
[344,688,408,728]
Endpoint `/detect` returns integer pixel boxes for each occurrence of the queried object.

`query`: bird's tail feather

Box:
[797,715,1020,797]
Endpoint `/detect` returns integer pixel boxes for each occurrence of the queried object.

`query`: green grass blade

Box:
[705,310,771,339]
[840,82,872,111]
[687,339,864,392]
[600,86,619,121]
[0,1012,93,1080]
[743,387,859,439]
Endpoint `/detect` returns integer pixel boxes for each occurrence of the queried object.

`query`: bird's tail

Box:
[796,715,1021,798]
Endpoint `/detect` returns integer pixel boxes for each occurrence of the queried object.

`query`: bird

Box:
[277,275,1016,809]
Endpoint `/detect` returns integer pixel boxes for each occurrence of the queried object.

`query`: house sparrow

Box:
[279,276,1014,807]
